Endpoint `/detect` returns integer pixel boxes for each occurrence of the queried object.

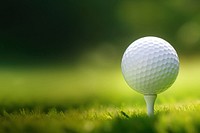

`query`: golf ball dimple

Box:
[121,36,179,94]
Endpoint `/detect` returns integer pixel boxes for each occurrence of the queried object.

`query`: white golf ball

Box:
[121,36,179,94]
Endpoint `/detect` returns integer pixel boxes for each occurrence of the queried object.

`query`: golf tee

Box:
[144,94,157,117]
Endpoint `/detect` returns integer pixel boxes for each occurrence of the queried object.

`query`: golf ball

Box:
[121,36,179,94]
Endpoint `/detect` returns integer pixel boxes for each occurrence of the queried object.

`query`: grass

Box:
[0,55,199,133]
[1,103,200,133]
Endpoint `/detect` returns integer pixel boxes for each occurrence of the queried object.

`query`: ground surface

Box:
[0,56,199,133]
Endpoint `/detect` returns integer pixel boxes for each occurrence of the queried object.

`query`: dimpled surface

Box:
[121,36,179,94]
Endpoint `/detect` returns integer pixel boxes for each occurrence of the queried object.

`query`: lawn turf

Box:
[0,56,199,133]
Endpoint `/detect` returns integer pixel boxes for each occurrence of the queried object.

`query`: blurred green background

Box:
[0,0,200,108]
[1,0,200,63]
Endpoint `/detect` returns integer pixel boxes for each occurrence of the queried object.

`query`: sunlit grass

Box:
[0,55,199,105]
[1,102,200,133]
[0,55,199,132]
